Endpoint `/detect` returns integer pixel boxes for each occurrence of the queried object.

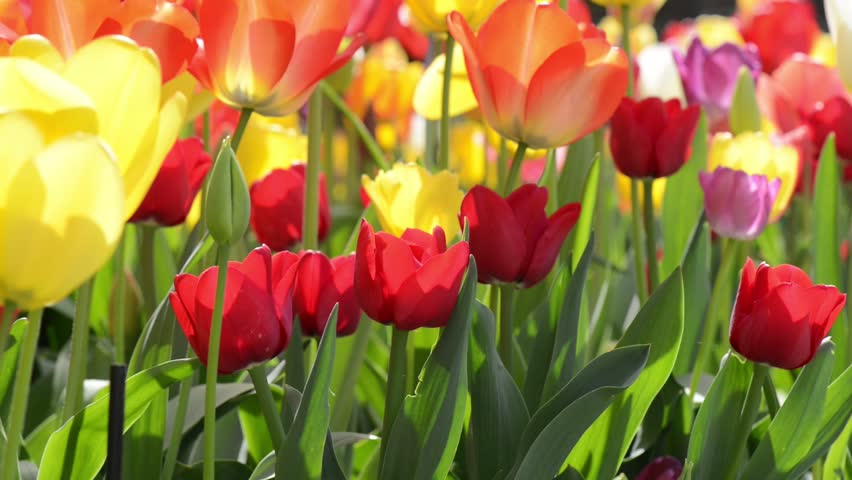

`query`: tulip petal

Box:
[732,257,758,322]
[506,184,549,273]
[8,34,65,71]
[523,203,581,287]
[294,251,334,336]
[394,242,470,330]
[328,254,359,336]
[29,0,115,58]
[656,104,701,177]
[171,273,200,349]
[447,11,500,133]
[461,186,526,283]
[236,245,274,294]
[413,42,478,121]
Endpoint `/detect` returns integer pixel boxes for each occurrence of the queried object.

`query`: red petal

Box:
[506,184,549,277]
[171,273,201,353]
[329,254,360,336]
[460,186,526,283]
[522,203,581,287]
[732,257,759,320]
[235,245,274,295]
[656,103,700,177]
[354,220,392,324]
[250,168,304,251]
[294,251,334,336]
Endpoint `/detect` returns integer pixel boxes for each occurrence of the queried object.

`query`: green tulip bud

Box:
[205,138,250,245]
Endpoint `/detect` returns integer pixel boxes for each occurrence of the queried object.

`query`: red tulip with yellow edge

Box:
[448,0,629,150]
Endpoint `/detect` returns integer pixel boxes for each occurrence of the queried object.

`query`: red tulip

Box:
[740,0,819,73]
[293,252,360,337]
[130,137,211,226]
[354,220,469,330]
[565,0,592,24]
[730,258,847,370]
[347,0,429,60]
[249,165,331,252]
[806,96,852,162]
[447,0,628,149]
[459,185,580,287]
[637,456,683,480]
[170,246,299,374]
[609,97,701,179]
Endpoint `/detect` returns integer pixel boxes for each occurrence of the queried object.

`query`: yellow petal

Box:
[414,42,477,120]
[9,34,65,71]
[238,115,307,185]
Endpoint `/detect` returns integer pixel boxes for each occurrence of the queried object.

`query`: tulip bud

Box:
[699,167,780,240]
[205,138,250,245]
[729,67,762,135]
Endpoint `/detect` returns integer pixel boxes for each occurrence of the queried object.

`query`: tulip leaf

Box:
[729,67,762,135]
[686,353,753,480]
[0,319,27,403]
[277,307,338,480]
[566,268,684,479]
[543,235,594,401]
[379,257,477,480]
[570,156,599,271]
[37,359,200,480]
[741,340,836,479]
[468,301,529,480]
[508,345,650,480]
[173,461,253,479]
[559,134,596,206]
[662,111,707,276]
[673,217,711,375]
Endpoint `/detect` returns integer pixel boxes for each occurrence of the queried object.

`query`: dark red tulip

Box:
[459,185,581,287]
[806,96,852,162]
[249,165,331,252]
[293,252,360,337]
[354,220,469,330]
[170,246,299,374]
[637,456,683,480]
[730,258,847,370]
[741,0,819,73]
[130,137,211,226]
[609,97,701,179]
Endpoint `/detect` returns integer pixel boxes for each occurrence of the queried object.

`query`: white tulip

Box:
[636,44,687,104]
[825,0,852,89]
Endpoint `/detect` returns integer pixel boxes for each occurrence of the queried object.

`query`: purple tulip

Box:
[637,456,683,480]
[699,167,781,241]
[674,38,762,131]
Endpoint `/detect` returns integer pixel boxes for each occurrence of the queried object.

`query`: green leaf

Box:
[250,451,276,480]
[743,340,836,479]
[559,134,596,206]
[468,301,529,480]
[729,67,762,134]
[277,307,338,480]
[566,268,684,479]
[673,219,710,375]
[380,257,477,480]
[37,359,200,480]
[239,393,277,465]
[249,433,377,480]
[686,353,753,480]
[662,112,707,276]
[570,157,600,271]
[510,345,650,480]
[0,319,27,403]
[173,460,253,479]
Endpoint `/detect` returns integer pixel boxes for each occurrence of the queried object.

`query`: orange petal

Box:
[29,0,117,57]
[447,11,499,134]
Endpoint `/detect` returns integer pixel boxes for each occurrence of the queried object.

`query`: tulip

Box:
[250,165,331,252]
[825,0,852,90]
[459,185,581,287]
[130,138,212,226]
[598,15,659,55]
[293,252,360,337]
[347,0,429,60]
[636,457,683,480]
[448,0,629,149]
[699,167,780,241]
[609,97,701,179]
[589,0,662,8]
[362,163,464,239]
[807,96,852,163]
[635,44,686,102]
[170,246,298,374]
[0,110,125,310]
[191,0,363,117]
[730,258,847,369]
[413,42,478,121]
[740,0,819,73]
[616,173,665,215]
[708,132,798,221]
[405,0,500,34]
[354,221,469,330]
[674,38,761,131]
[663,15,745,49]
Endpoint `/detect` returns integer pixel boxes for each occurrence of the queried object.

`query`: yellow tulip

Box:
[362,163,464,238]
[413,42,478,120]
[238,114,307,186]
[598,16,658,55]
[450,121,495,188]
[616,172,665,215]
[7,34,186,219]
[405,0,501,34]
[708,132,799,222]
[0,111,124,309]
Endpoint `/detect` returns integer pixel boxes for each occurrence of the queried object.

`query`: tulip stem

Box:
[503,143,528,195]
[723,363,768,480]
[621,5,633,97]
[630,180,648,303]
[0,308,43,480]
[203,246,230,480]
[320,82,389,170]
[380,327,409,474]
[114,233,128,364]
[231,108,253,152]
[497,139,509,188]
[499,284,517,371]
[139,225,158,316]
[689,238,740,407]
[763,375,780,419]
[0,300,16,377]
[304,91,324,251]
[63,278,95,422]
[248,366,286,450]
[163,374,193,480]
[438,36,455,172]
[643,179,660,292]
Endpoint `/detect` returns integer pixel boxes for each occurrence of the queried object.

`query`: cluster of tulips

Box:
[0,0,851,479]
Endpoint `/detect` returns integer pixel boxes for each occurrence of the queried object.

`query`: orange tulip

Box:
[192,0,364,117]
[448,0,628,149]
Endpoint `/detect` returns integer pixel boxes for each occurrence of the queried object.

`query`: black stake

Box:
[107,364,127,480]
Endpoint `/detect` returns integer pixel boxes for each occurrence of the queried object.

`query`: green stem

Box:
[621,5,633,97]
[0,300,17,376]
[62,279,94,421]
[203,247,230,480]
[322,96,336,180]
[502,143,528,195]
[0,308,43,480]
[723,363,768,480]
[231,108,252,152]
[379,327,409,474]
[203,109,211,152]
[630,180,647,303]
[499,284,516,371]
[689,239,740,405]
[319,82,389,170]
[163,375,192,480]
[248,366,286,450]
[113,233,128,364]
[643,179,660,292]
[304,92,323,251]
[345,123,362,205]
[763,375,780,419]
[497,139,509,189]
[331,319,372,431]
[139,225,158,316]
[438,36,455,171]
